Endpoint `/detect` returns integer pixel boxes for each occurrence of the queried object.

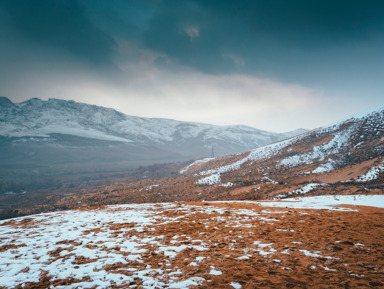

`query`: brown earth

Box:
[2,202,383,288]
[1,112,383,221]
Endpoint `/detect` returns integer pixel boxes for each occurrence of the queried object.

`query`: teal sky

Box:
[1,0,383,132]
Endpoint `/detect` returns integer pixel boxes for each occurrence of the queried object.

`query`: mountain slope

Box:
[181,105,384,199]
[70,105,384,207]
[180,108,384,196]
[0,97,306,192]
[1,104,383,220]
[0,97,303,155]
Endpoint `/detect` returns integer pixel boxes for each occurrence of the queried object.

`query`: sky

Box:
[0,0,383,132]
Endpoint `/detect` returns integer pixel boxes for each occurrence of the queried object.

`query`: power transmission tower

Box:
[211,146,215,158]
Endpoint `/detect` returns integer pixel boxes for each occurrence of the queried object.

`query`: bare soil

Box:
[2,202,383,288]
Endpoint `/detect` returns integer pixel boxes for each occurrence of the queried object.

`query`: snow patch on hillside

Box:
[197,173,221,185]
[274,183,328,199]
[312,159,337,174]
[179,158,214,174]
[220,182,234,187]
[219,195,384,210]
[279,128,354,169]
[357,162,384,182]
[320,105,384,131]
[199,135,306,176]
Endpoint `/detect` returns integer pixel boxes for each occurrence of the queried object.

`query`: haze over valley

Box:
[1,104,384,288]
[0,96,305,197]
[1,1,384,288]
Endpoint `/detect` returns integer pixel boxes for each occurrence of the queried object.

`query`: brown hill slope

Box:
[60,106,383,208]
[1,107,383,218]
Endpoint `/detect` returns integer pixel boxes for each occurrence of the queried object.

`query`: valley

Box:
[0,103,383,288]
[1,101,383,221]
[2,1,384,288]
[0,97,305,199]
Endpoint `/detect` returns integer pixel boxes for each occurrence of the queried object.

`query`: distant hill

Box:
[71,105,384,206]
[0,96,306,192]
[1,102,383,219]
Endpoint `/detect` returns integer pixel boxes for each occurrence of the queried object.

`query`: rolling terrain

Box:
[1,104,383,220]
[45,106,384,210]
[0,96,305,194]
[0,105,383,288]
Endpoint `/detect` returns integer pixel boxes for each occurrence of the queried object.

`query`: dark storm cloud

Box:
[140,0,384,78]
[1,0,383,130]
[201,0,384,42]
[0,0,116,66]
[1,0,383,75]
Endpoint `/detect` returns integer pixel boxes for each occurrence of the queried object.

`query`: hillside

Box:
[0,97,304,157]
[1,105,382,220]
[46,106,383,209]
[1,104,383,288]
[0,97,305,194]
[176,106,384,200]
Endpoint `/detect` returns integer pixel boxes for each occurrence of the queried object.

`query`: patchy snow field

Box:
[257,194,384,210]
[357,162,384,182]
[1,195,384,288]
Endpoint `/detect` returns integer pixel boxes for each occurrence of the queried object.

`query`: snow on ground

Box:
[273,183,328,199]
[199,135,304,176]
[145,184,160,191]
[357,162,384,182]
[261,176,278,184]
[319,105,384,132]
[195,106,384,179]
[0,204,164,288]
[0,202,278,288]
[279,127,354,169]
[179,158,215,174]
[1,195,383,288]
[220,182,234,187]
[197,173,221,185]
[209,266,222,275]
[299,249,337,260]
[254,195,384,210]
[195,134,307,183]
[311,159,337,174]
[230,282,242,289]
[216,195,384,210]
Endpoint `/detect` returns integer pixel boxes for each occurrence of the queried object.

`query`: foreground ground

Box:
[1,195,384,288]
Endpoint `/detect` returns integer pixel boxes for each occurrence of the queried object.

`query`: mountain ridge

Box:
[64,104,383,208]
[0,96,306,147]
[0,96,307,197]
[0,102,383,220]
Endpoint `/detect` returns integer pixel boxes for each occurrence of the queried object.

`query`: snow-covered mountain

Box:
[173,105,384,199]
[0,97,304,153]
[83,105,383,205]
[190,106,384,175]
[0,97,306,190]
[1,100,383,219]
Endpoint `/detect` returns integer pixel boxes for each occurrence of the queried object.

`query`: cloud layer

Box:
[1,0,383,131]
